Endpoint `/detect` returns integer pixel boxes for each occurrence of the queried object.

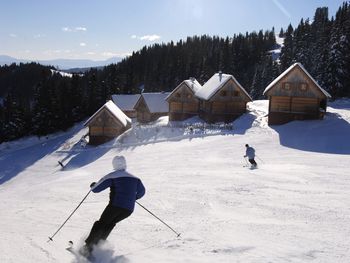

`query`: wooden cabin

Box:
[195,72,252,123]
[84,100,131,145]
[166,78,202,121]
[263,63,331,125]
[134,92,170,123]
[111,94,141,118]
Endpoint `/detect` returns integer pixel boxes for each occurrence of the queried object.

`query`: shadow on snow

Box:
[0,131,80,185]
[271,112,350,154]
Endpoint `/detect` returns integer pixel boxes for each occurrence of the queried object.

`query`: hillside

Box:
[0,100,349,263]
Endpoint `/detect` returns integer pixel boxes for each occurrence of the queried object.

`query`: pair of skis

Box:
[66,241,94,262]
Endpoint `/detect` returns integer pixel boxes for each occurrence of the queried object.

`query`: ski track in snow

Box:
[0,100,350,263]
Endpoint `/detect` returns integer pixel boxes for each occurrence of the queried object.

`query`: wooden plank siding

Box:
[134,95,169,123]
[135,98,151,123]
[199,79,250,123]
[88,109,129,145]
[167,82,200,121]
[265,63,329,125]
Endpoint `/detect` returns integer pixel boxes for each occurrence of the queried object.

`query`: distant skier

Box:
[244,144,257,168]
[81,155,146,257]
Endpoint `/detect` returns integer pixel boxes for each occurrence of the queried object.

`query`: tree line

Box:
[280,2,350,98]
[1,1,349,143]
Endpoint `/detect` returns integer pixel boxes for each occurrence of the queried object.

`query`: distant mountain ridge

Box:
[0,55,123,70]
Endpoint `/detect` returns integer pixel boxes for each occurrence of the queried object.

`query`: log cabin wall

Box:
[124,110,137,118]
[199,79,249,123]
[168,83,200,121]
[266,66,327,125]
[135,97,168,123]
[88,109,128,145]
[135,97,151,123]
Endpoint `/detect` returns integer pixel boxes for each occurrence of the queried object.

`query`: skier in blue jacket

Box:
[82,155,145,255]
[244,144,257,168]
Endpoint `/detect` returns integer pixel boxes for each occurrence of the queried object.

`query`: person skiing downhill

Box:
[244,144,257,168]
[81,155,146,257]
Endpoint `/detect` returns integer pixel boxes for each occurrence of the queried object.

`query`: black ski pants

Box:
[248,158,257,166]
[85,204,132,248]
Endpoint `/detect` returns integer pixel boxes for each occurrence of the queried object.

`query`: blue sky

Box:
[0,0,346,61]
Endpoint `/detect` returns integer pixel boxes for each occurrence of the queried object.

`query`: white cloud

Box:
[101,52,118,57]
[62,27,71,32]
[80,42,87,47]
[131,34,161,41]
[9,33,17,38]
[75,27,87,32]
[62,26,87,32]
[140,35,161,41]
[101,51,131,58]
[34,34,45,39]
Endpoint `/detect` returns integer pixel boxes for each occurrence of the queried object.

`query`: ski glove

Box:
[90,182,96,188]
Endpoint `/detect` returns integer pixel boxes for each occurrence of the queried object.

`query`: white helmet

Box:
[112,155,127,171]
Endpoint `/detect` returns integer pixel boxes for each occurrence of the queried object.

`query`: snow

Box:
[166,78,202,101]
[275,35,284,47]
[111,94,141,111]
[51,69,74,78]
[195,73,252,101]
[1,99,350,263]
[263,63,332,98]
[166,78,203,101]
[184,78,202,93]
[140,92,170,113]
[84,100,131,127]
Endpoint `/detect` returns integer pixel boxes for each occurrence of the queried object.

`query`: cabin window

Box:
[220,90,227,97]
[233,90,240,97]
[299,83,308,92]
[283,83,291,91]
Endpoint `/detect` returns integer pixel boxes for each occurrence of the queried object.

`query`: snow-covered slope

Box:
[0,100,349,263]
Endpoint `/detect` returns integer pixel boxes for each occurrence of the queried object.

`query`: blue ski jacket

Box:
[245,146,255,159]
[91,170,145,212]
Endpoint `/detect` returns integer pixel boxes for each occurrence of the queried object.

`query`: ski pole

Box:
[244,156,249,166]
[47,189,92,242]
[136,201,181,238]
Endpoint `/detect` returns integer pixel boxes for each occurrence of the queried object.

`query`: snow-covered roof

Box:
[195,73,252,101]
[111,94,141,111]
[263,62,331,98]
[84,100,131,127]
[139,92,170,113]
[165,78,202,100]
[184,78,202,93]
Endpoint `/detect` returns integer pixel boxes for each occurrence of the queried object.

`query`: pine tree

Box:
[2,90,27,140]
[280,24,295,70]
[311,7,331,88]
[294,19,312,69]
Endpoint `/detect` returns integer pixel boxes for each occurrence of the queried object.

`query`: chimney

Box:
[218,71,222,81]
